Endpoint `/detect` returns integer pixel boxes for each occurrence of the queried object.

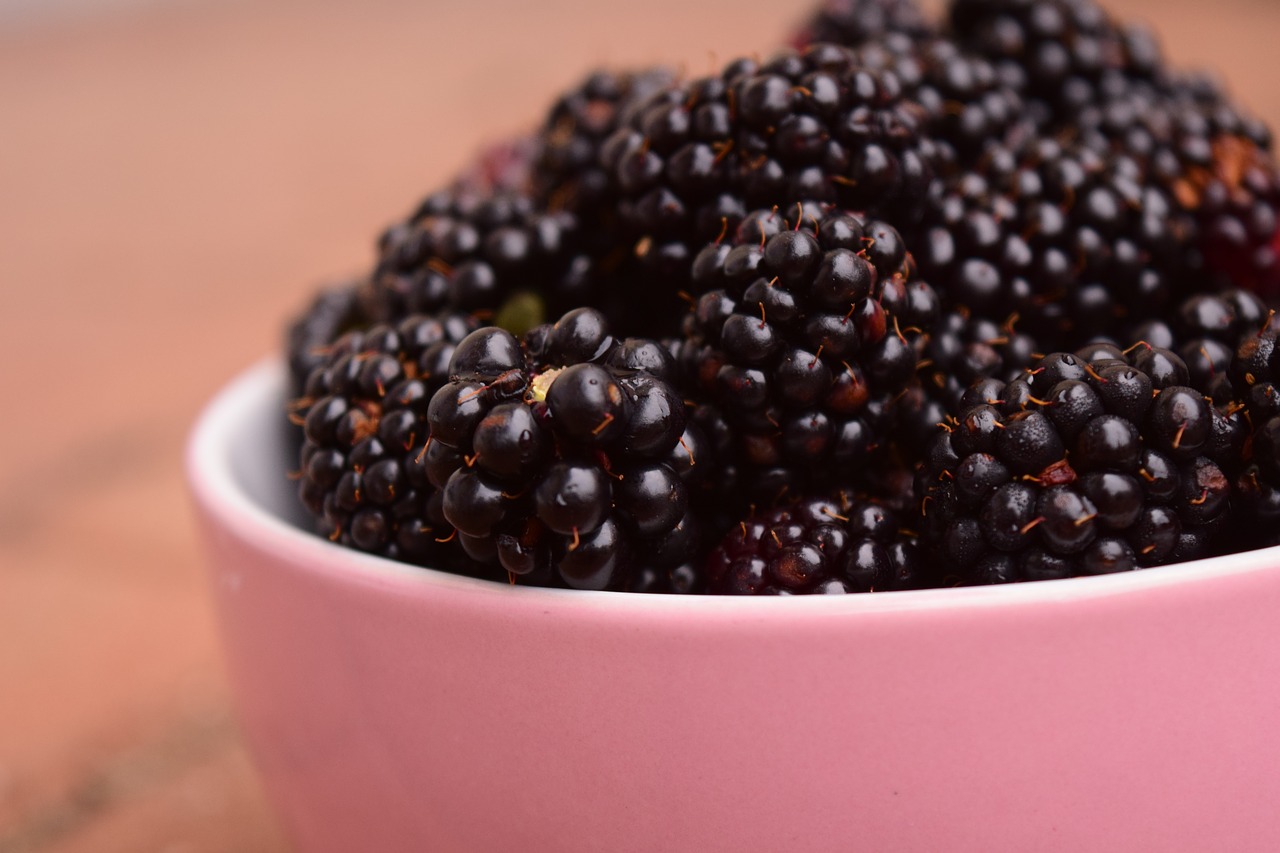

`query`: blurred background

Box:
[2,0,1278,849]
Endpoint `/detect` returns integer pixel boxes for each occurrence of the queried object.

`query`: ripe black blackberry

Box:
[947,0,1164,128]
[795,0,934,50]
[897,308,1040,451]
[600,43,942,296]
[531,67,676,215]
[425,308,701,590]
[706,492,929,594]
[1217,325,1280,548]
[913,133,1197,347]
[792,25,1032,168]
[680,207,939,502]
[918,349,1238,584]
[1126,288,1274,401]
[948,0,1280,298]
[292,312,484,571]
[286,280,369,397]
[359,187,602,327]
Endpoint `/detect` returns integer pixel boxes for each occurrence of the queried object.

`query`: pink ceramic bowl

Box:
[188,359,1280,853]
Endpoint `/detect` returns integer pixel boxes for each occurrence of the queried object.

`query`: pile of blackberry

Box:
[285,0,1280,594]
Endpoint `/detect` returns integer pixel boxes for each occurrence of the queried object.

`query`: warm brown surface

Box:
[2,0,1279,849]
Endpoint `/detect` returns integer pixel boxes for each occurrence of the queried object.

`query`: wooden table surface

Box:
[2,0,1278,849]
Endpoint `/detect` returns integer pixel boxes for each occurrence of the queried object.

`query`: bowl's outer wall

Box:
[191,362,1280,853]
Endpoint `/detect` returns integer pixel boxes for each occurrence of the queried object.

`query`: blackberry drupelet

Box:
[706,492,928,594]
[918,348,1238,583]
[292,312,483,570]
[600,43,942,297]
[680,207,939,502]
[425,308,700,590]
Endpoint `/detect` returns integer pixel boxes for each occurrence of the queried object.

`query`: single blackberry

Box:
[286,280,369,396]
[291,312,483,570]
[918,349,1238,583]
[900,308,1040,448]
[680,207,938,502]
[1097,79,1280,298]
[531,67,676,215]
[912,133,1197,346]
[794,29,1032,167]
[453,137,539,196]
[795,0,934,50]
[425,308,700,590]
[600,43,942,297]
[949,0,1280,297]
[1225,322,1280,546]
[947,0,1164,127]
[706,492,928,594]
[360,187,602,326]
[1126,289,1273,401]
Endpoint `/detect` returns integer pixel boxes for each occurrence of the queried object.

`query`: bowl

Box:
[187,359,1280,852]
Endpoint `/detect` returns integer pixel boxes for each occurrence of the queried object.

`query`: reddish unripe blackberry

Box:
[706,493,928,594]
[291,312,483,570]
[918,349,1236,584]
[681,207,938,501]
[1075,74,1280,298]
[425,308,699,590]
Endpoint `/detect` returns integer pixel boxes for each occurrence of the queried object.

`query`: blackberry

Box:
[706,492,928,594]
[601,43,941,297]
[899,308,1040,449]
[1101,80,1280,297]
[948,0,1280,297]
[1126,289,1273,400]
[680,207,938,501]
[947,0,1163,127]
[913,133,1197,346]
[286,280,369,396]
[918,349,1237,583]
[291,312,483,570]
[452,137,538,197]
[531,67,676,215]
[425,308,700,590]
[1227,325,1280,547]
[360,187,601,325]
[795,0,934,50]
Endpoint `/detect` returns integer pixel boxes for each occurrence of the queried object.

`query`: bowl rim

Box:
[187,357,1280,615]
